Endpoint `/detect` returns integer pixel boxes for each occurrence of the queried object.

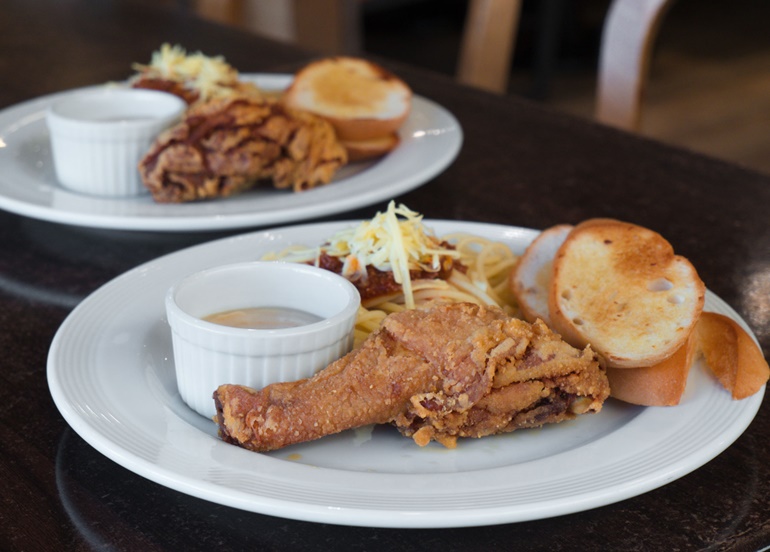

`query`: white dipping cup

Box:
[46,88,185,197]
[165,261,361,418]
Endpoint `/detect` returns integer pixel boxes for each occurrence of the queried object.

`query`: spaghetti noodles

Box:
[263,202,520,346]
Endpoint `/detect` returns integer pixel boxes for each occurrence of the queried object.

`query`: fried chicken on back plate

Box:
[138,97,347,203]
[214,303,609,451]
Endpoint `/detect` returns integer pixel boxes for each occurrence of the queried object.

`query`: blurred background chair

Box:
[595,0,676,131]
[193,0,362,54]
[456,0,523,93]
[456,0,676,131]
[184,0,769,174]
[192,0,673,132]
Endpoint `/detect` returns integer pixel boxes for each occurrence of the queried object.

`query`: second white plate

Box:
[0,75,462,231]
[47,220,765,528]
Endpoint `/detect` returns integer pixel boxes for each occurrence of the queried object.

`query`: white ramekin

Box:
[46,87,185,197]
[165,261,361,418]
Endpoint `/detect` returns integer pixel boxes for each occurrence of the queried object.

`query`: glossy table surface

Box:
[1,1,769,550]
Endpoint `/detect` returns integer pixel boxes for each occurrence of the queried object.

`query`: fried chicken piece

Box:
[214,303,609,451]
[138,97,347,202]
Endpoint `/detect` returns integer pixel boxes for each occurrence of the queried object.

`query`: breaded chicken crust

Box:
[214,303,609,451]
[139,97,347,202]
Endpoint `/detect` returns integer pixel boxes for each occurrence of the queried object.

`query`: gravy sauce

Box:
[203,306,322,329]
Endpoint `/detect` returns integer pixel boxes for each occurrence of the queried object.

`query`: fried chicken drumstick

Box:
[214,303,609,451]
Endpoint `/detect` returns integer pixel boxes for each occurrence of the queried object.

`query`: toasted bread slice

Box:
[341,132,400,162]
[696,311,769,399]
[549,219,705,368]
[606,330,697,406]
[510,224,573,325]
[283,57,412,142]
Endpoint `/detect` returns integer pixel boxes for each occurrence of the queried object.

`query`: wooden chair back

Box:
[456,0,676,132]
[193,0,676,132]
[596,0,676,131]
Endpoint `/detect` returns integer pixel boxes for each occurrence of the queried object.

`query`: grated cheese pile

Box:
[131,43,248,101]
[273,202,460,309]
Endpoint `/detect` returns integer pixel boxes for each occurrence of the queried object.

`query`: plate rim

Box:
[0,75,462,231]
[46,219,766,528]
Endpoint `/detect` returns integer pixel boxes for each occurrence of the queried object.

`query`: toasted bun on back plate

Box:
[606,331,697,406]
[548,218,706,369]
[696,311,770,399]
[341,132,400,162]
[283,57,412,142]
[510,224,573,325]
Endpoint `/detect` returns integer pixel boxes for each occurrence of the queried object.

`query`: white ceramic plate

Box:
[0,75,461,231]
[47,221,765,528]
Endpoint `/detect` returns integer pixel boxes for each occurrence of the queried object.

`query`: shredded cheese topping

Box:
[268,201,460,309]
[131,43,249,101]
